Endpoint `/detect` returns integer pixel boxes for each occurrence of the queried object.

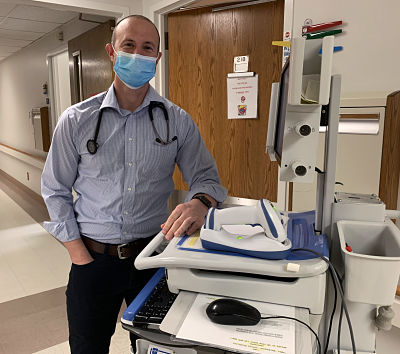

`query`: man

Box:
[41,15,227,354]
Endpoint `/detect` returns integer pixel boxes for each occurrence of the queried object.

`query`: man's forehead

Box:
[115,18,158,44]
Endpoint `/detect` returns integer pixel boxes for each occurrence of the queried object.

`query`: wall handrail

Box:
[0,143,45,169]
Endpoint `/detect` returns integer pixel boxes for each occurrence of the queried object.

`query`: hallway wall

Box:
[0,18,99,194]
[0,0,143,196]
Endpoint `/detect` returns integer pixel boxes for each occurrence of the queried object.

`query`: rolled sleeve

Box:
[41,109,80,242]
[42,219,80,243]
[175,109,227,204]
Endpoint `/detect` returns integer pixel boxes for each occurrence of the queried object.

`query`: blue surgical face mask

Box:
[113,49,157,90]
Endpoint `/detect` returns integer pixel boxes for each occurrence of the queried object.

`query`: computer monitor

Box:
[267,36,334,183]
[267,59,324,182]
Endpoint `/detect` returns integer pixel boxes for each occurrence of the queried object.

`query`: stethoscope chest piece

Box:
[87,139,98,154]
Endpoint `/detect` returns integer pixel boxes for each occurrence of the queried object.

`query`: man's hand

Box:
[64,238,94,265]
[161,198,211,240]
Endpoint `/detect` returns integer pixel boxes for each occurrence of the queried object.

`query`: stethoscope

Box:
[87,100,177,155]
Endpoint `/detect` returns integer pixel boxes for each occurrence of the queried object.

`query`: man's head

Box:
[106,15,161,62]
[105,15,162,90]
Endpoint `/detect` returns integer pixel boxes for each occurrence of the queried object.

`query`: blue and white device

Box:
[200,199,292,259]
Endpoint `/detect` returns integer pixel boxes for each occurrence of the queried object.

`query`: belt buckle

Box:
[117,243,130,259]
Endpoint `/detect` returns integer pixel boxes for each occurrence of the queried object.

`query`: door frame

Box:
[145,0,195,98]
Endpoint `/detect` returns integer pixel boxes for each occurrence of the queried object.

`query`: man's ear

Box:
[105,43,115,62]
[156,51,162,65]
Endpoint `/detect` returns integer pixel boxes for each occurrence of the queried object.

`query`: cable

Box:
[291,248,356,354]
[324,266,338,353]
[261,315,321,354]
[337,274,345,354]
[337,301,344,353]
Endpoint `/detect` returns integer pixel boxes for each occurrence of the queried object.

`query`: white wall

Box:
[292,0,400,96]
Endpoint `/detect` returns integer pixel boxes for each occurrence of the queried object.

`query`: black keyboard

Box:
[132,276,178,327]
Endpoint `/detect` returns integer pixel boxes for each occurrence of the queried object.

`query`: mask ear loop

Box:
[111,44,117,56]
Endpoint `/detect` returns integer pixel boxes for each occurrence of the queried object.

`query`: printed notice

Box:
[227,75,258,119]
[176,293,296,353]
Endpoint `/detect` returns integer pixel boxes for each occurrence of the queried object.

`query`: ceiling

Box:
[0,0,263,63]
[0,2,78,62]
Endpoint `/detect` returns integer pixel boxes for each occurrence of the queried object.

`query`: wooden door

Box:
[168,1,284,200]
[380,91,400,210]
[68,20,115,104]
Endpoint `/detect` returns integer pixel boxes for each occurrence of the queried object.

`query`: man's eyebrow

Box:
[120,39,156,47]
[143,41,156,47]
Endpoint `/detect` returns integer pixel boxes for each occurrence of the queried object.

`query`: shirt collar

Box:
[99,84,128,117]
[99,83,164,117]
[135,85,164,112]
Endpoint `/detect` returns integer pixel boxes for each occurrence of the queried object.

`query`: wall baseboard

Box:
[0,169,49,224]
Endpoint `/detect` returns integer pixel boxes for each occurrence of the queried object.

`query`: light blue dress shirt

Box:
[41,84,227,244]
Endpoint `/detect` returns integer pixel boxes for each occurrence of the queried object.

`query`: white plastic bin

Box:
[135,339,197,354]
[337,220,400,305]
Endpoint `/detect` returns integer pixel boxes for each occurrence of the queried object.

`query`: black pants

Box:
[66,248,156,354]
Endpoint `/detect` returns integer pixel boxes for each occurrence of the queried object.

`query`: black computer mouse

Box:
[206,298,261,326]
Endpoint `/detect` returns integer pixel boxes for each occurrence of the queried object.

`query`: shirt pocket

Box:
[78,146,124,181]
[139,140,177,179]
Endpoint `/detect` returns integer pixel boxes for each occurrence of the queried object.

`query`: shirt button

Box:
[127,187,132,191]
[124,211,129,215]
[128,137,133,141]
[128,162,133,166]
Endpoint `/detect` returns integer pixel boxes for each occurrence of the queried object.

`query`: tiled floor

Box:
[0,190,70,303]
[0,183,130,354]
[33,323,131,354]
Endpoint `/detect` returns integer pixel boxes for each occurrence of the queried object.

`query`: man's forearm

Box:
[64,238,93,265]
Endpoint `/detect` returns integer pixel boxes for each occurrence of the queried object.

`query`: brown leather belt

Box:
[81,235,153,259]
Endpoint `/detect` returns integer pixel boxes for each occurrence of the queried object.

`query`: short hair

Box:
[111,15,160,51]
